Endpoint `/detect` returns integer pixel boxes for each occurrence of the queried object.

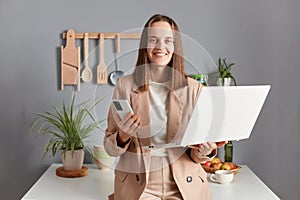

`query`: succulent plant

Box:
[218,57,237,86]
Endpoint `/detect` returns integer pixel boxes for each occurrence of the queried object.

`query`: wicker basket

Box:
[201,164,242,175]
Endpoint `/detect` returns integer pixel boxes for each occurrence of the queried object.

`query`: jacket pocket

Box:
[176,163,208,184]
[198,164,208,182]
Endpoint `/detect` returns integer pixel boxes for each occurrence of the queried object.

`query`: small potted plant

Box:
[188,74,208,86]
[30,95,104,171]
[217,57,237,86]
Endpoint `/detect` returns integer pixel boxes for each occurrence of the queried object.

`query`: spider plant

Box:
[30,95,104,160]
[218,57,237,86]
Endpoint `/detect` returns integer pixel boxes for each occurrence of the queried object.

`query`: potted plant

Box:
[30,95,104,171]
[217,57,237,86]
[188,74,208,86]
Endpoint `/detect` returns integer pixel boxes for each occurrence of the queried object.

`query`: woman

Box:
[104,14,225,200]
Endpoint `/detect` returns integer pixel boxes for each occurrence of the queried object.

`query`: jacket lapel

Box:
[167,86,186,143]
[130,88,152,174]
[131,88,151,147]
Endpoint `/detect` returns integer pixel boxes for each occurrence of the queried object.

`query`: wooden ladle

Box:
[109,33,124,86]
[81,33,92,82]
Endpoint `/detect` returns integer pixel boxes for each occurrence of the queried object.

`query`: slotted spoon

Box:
[97,33,108,84]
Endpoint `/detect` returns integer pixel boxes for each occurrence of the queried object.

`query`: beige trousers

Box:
[139,156,183,200]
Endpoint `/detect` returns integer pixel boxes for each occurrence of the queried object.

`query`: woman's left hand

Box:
[189,142,217,156]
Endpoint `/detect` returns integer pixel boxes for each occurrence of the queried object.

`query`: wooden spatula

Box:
[61,29,80,90]
[97,33,108,84]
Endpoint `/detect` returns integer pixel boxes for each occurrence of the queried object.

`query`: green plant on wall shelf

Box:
[218,57,237,86]
[30,95,104,160]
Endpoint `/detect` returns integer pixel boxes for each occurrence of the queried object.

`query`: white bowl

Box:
[93,145,116,170]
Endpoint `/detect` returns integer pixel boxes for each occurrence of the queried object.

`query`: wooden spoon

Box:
[97,33,108,84]
[81,33,92,83]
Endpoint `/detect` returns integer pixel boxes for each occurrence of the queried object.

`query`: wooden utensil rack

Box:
[62,32,141,39]
[60,29,141,91]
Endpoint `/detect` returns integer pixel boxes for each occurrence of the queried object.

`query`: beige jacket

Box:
[104,74,214,200]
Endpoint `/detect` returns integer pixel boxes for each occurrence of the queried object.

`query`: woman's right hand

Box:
[117,112,141,143]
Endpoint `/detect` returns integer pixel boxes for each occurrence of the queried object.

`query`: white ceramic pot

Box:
[93,145,116,170]
[217,78,232,86]
[62,149,84,171]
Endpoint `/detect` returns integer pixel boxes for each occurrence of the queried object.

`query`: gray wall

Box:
[1,0,299,199]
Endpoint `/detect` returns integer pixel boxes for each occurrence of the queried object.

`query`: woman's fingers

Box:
[202,142,210,149]
[119,113,135,130]
[189,142,215,149]
[207,142,217,149]
[117,112,141,136]
[198,142,213,149]
[119,112,134,126]
[216,141,227,147]
[189,141,223,149]
[130,115,141,128]
[188,144,201,149]
[196,142,218,156]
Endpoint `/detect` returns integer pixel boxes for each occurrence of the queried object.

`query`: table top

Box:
[22,164,280,200]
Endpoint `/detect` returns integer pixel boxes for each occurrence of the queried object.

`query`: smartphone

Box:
[112,99,134,118]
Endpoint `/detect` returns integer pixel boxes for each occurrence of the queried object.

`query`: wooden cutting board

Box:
[56,166,88,178]
[61,29,80,90]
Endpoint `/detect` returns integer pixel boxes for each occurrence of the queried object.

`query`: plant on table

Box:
[217,57,237,86]
[30,95,104,169]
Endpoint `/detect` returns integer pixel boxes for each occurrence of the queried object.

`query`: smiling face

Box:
[134,14,186,91]
[147,21,174,66]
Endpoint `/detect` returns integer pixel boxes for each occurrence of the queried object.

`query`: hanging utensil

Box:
[109,33,125,86]
[97,33,108,84]
[81,33,92,83]
[61,29,80,91]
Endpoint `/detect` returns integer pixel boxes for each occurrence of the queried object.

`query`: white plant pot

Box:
[62,149,84,171]
[217,78,232,86]
[93,145,116,170]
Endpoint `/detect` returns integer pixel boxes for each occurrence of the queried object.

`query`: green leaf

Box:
[228,74,238,86]
[70,95,75,121]
[227,63,235,72]
[222,58,227,68]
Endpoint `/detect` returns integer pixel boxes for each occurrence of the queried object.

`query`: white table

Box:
[22,164,280,200]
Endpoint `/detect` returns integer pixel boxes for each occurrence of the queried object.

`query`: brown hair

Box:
[133,14,187,92]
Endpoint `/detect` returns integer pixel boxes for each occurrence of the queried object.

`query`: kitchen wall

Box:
[0,0,299,199]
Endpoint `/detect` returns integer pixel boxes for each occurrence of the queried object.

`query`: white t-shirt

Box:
[149,80,170,157]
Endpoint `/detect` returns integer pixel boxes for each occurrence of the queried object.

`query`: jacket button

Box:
[186,176,192,183]
[136,174,140,182]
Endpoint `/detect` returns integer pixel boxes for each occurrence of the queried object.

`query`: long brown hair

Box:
[133,14,187,92]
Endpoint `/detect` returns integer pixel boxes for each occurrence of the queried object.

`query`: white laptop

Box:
[144,85,271,149]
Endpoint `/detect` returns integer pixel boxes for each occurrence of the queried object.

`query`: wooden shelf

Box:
[62,32,141,39]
